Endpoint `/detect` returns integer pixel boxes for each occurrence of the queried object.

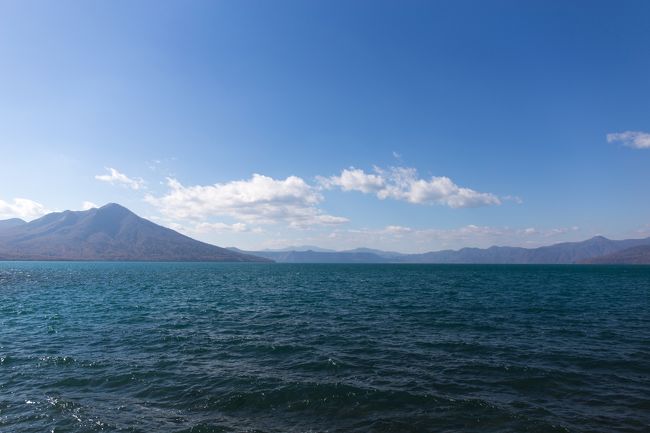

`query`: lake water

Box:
[1,262,649,432]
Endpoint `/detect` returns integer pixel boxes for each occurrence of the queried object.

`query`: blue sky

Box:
[1,0,649,252]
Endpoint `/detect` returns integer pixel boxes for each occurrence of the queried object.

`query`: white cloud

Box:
[167,220,262,235]
[95,167,145,190]
[541,226,580,237]
[320,166,501,208]
[384,225,413,234]
[318,167,385,194]
[196,222,247,232]
[145,174,348,228]
[0,198,49,221]
[81,201,99,210]
[607,131,650,149]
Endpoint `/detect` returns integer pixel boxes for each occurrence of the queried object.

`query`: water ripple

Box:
[0,262,649,432]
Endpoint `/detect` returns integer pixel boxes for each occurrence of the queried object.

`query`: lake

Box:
[1,262,648,432]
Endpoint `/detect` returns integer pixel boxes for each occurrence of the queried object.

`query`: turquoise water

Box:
[0,263,649,432]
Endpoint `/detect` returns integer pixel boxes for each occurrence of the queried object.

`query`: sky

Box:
[1,0,649,253]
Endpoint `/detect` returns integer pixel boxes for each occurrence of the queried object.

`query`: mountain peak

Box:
[101,202,126,209]
[98,202,131,212]
[94,203,136,220]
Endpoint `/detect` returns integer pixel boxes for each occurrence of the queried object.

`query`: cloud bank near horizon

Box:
[258,224,583,253]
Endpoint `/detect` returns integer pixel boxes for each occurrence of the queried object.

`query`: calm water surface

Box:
[0,263,649,432]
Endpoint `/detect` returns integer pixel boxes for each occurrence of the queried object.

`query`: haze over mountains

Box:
[1,203,649,263]
[234,236,650,264]
[0,204,269,262]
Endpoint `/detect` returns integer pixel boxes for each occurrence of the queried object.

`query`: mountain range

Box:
[233,235,650,264]
[1,204,649,264]
[0,204,269,262]
[396,235,650,264]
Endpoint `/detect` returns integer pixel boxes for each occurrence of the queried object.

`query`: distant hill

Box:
[394,236,650,264]
[231,249,387,263]
[581,245,650,264]
[0,218,26,231]
[261,245,336,253]
[233,235,650,264]
[0,204,270,262]
[341,247,405,259]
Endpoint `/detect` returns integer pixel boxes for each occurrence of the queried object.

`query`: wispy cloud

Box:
[147,215,264,237]
[81,201,99,210]
[0,198,49,221]
[502,195,524,204]
[180,221,264,235]
[384,225,412,234]
[319,166,501,208]
[636,224,650,236]
[95,167,145,190]
[145,174,348,228]
[606,131,650,149]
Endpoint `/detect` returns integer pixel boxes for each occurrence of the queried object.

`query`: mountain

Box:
[0,204,270,262]
[581,245,650,264]
[0,218,26,231]
[341,247,405,259]
[233,249,387,263]
[398,236,650,264]
[261,245,336,253]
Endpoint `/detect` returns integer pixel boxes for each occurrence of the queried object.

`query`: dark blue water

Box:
[0,263,649,432]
